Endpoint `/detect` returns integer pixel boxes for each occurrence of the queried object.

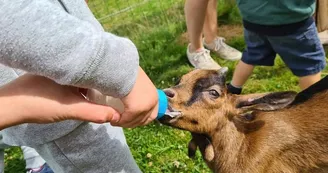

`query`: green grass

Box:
[4,0,328,172]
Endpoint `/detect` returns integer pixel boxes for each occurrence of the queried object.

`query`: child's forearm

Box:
[0,95,25,130]
[0,74,125,130]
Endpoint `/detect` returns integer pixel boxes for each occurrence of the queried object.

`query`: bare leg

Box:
[185,0,209,52]
[318,30,328,45]
[231,61,255,87]
[202,0,242,61]
[299,72,322,90]
[203,0,218,44]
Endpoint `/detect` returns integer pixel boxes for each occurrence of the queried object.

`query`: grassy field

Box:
[4,0,328,172]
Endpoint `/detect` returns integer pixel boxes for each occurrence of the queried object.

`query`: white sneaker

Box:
[319,30,328,45]
[186,44,221,70]
[203,37,242,61]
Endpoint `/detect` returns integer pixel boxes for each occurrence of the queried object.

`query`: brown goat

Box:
[159,68,328,173]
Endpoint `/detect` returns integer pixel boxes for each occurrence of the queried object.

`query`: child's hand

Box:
[0,74,121,130]
[111,67,158,128]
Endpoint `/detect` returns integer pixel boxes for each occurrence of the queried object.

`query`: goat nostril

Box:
[164,89,175,98]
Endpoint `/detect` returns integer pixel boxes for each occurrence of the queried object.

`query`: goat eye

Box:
[208,89,220,98]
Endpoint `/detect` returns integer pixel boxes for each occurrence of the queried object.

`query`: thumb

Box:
[68,101,121,124]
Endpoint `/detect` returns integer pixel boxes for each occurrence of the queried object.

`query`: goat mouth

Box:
[167,105,176,112]
[159,104,182,123]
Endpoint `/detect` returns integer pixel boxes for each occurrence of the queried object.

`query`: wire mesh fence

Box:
[88,0,186,39]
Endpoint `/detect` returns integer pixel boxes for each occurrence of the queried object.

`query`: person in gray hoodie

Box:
[0,0,159,172]
[0,73,132,172]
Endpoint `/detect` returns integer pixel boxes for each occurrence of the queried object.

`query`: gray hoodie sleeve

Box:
[0,0,139,98]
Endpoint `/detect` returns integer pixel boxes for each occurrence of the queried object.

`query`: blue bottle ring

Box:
[156,89,168,119]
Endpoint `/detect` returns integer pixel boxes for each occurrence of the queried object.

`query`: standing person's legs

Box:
[185,0,241,70]
[299,73,322,90]
[268,22,326,90]
[185,0,208,52]
[202,0,242,61]
[228,28,276,94]
[185,0,222,70]
[229,61,254,89]
[203,0,217,44]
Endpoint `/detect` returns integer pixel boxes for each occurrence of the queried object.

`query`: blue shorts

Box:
[242,22,326,77]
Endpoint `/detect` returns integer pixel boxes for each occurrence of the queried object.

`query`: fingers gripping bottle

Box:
[87,89,169,120]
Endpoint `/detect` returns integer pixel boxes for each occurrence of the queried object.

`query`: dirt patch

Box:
[177,24,243,45]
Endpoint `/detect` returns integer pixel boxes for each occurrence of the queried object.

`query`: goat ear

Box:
[232,112,265,134]
[236,91,297,111]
